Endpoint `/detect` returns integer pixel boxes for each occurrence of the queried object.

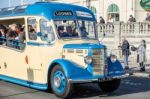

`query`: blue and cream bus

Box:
[0,2,126,98]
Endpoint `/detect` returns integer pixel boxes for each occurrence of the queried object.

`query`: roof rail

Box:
[0,5,28,17]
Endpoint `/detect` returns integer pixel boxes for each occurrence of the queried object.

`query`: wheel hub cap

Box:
[54,76,61,88]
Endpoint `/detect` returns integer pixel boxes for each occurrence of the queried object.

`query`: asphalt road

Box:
[0,76,150,99]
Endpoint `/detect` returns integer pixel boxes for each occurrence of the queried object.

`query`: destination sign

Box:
[76,11,93,18]
[55,11,73,16]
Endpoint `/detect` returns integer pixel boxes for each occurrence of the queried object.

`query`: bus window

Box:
[40,19,55,43]
[0,18,26,50]
[54,20,79,38]
[27,18,37,40]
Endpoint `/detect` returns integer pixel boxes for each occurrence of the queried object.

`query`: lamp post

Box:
[86,0,91,8]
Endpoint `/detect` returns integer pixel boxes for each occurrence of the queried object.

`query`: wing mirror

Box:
[37,32,42,37]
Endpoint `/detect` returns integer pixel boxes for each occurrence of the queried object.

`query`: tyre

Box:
[50,65,73,99]
[98,79,121,93]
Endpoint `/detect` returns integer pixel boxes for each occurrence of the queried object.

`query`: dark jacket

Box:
[0,32,6,45]
[100,18,105,24]
[146,16,150,22]
[128,17,136,22]
[121,40,130,56]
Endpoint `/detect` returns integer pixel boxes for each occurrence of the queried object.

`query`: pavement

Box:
[0,76,150,99]
[126,66,150,78]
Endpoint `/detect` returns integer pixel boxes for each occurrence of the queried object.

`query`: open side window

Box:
[27,17,38,41]
[0,18,26,50]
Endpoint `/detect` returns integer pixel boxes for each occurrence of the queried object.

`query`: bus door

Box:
[26,17,42,70]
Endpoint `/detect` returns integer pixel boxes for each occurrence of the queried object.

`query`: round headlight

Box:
[110,55,117,63]
[84,56,92,64]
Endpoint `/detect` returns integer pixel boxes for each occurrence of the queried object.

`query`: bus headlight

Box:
[110,55,117,63]
[84,56,92,64]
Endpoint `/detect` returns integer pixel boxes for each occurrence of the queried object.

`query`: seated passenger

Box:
[66,26,73,37]
[0,24,7,45]
[58,26,69,37]
[28,25,37,40]
[80,27,88,37]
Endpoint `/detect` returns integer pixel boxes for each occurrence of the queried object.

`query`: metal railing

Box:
[0,37,25,50]
[97,22,150,67]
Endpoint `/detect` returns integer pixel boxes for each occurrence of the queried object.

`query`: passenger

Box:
[66,26,78,37]
[58,26,68,37]
[15,24,25,41]
[15,24,25,49]
[80,27,88,37]
[28,25,37,40]
[0,24,7,45]
[6,24,18,47]
[66,26,73,37]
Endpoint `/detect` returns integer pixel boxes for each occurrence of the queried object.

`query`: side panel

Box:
[0,47,28,81]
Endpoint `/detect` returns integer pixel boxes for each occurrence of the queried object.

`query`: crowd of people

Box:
[98,13,150,72]
[0,23,25,49]
[98,13,150,24]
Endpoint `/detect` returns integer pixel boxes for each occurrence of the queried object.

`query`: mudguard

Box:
[49,59,92,80]
[107,57,125,76]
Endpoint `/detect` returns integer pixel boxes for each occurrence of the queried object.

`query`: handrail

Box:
[0,37,25,50]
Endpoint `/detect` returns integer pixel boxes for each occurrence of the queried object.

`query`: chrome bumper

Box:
[69,74,129,83]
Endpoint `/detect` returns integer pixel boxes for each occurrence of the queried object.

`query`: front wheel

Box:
[98,79,121,93]
[50,65,73,99]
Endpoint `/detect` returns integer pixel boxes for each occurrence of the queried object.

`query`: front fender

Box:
[107,57,125,76]
[49,59,91,79]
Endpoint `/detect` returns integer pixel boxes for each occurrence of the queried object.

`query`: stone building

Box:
[0,0,149,22]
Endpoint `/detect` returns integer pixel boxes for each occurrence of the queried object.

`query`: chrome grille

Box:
[92,49,105,75]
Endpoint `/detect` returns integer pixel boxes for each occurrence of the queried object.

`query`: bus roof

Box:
[0,2,96,21]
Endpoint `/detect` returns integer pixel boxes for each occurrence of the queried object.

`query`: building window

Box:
[107,4,119,22]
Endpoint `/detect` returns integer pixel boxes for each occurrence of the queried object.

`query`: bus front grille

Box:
[92,49,105,75]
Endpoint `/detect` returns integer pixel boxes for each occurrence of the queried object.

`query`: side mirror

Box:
[37,32,42,37]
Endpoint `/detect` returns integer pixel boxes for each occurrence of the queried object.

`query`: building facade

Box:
[57,0,150,22]
[0,0,149,22]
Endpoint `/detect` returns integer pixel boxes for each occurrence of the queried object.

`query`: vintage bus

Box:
[0,2,126,98]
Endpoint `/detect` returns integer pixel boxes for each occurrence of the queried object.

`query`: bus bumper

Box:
[69,73,129,83]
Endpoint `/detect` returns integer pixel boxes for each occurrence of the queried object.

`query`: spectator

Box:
[137,40,146,71]
[128,15,136,22]
[121,37,130,69]
[107,15,114,23]
[145,13,150,22]
[99,16,105,24]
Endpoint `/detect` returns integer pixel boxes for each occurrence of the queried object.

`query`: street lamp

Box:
[86,0,91,8]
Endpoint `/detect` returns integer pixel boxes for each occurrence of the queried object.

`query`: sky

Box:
[0,0,40,8]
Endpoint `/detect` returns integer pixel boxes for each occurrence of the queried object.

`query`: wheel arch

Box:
[47,59,74,89]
